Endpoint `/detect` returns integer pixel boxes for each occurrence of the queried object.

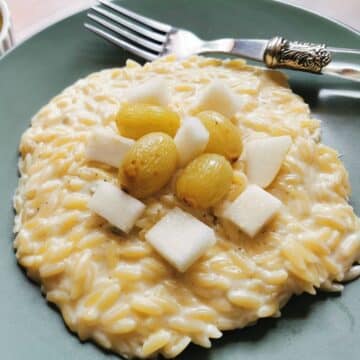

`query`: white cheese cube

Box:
[85,129,135,168]
[193,79,240,118]
[126,78,170,106]
[145,208,216,272]
[222,184,282,237]
[88,181,145,233]
[245,136,292,188]
[174,116,209,167]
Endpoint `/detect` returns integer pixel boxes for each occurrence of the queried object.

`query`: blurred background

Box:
[5,0,360,44]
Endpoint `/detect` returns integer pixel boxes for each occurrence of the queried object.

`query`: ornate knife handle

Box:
[264,36,332,73]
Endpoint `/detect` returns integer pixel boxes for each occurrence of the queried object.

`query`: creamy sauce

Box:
[14,56,360,358]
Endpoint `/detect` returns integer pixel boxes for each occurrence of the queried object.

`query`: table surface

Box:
[6,0,360,44]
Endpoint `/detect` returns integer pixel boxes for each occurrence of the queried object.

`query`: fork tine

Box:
[87,13,164,53]
[99,0,172,33]
[84,23,157,61]
[91,5,167,43]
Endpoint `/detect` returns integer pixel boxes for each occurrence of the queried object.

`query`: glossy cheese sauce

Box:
[14,56,360,358]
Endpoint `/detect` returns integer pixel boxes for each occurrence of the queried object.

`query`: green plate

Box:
[1,0,359,359]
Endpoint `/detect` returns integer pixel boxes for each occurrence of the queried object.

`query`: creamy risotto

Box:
[14,56,360,358]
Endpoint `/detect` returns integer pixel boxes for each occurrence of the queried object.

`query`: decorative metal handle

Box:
[264,36,332,73]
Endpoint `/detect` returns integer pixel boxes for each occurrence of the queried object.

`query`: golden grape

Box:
[176,153,233,209]
[197,110,242,161]
[116,103,180,140]
[120,132,178,198]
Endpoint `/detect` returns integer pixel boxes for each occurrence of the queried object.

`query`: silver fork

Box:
[85,0,360,82]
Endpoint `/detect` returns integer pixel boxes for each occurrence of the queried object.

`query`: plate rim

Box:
[1,1,360,359]
[275,0,360,36]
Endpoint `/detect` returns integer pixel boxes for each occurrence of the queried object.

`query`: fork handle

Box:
[264,36,332,73]
[263,36,360,82]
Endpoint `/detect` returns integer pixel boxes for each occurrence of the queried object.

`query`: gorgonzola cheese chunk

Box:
[146,208,216,272]
[85,129,134,168]
[88,181,145,233]
[222,184,282,237]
